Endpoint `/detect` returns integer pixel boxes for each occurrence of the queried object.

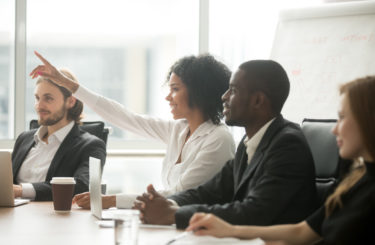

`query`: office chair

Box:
[29,119,110,145]
[301,119,340,206]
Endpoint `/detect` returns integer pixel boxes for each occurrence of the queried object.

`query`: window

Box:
[0,0,15,139]
[26,0,199,146]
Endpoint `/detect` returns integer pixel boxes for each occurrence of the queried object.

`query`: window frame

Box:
[6,0,209,153]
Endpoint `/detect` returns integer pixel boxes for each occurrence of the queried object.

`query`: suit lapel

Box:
[45,124,79,180]
[234,116,285,195]
[235,150,264,195]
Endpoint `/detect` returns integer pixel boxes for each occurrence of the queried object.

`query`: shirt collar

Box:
[34,121,75,144]
[244,118,276,162]
[193,120,217,136]
[185,119,221,142]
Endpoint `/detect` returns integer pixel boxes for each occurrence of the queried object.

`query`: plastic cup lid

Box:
[50,177,76,184]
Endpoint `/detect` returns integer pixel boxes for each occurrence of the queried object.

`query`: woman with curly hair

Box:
[30,52,235,209]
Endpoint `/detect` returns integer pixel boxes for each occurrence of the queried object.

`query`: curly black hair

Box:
[166,54,231,124]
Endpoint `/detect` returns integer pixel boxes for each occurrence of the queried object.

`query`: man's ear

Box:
[250,91,266,109]
[66,96,76,109]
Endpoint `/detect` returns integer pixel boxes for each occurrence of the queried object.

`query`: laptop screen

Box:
[89,156,103,218]
[0,150,29,207]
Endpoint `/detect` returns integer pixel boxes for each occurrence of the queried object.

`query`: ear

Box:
[66,96,76,109]
[250,91,267,109]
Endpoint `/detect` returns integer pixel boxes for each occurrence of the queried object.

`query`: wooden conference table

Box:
[0,202,182,245]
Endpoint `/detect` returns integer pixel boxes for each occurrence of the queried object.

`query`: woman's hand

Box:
[186,213,236,238]
[72,192,91,209]
[30,51,79,93]
[13,185,22,198]
[72,192,116,209]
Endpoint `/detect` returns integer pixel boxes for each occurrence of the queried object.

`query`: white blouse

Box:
[74,85,236,208]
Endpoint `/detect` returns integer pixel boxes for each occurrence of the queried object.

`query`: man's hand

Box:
[72,192,116,209]
[133,184,178,225]
[13,185,22,198]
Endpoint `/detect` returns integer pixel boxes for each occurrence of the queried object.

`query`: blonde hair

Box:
[325,76,375,216]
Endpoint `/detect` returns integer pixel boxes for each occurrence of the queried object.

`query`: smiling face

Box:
[332,93,366,160]
[165,73,191,120]
[221,69,252,126]
[34,81,70,126]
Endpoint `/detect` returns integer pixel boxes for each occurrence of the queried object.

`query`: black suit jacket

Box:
[12,123,106,201]
[170,115,317,229]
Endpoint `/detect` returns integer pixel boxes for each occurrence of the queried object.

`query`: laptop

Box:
[89,156,117,220]
[89,157,176,229]
[0,151,30,207]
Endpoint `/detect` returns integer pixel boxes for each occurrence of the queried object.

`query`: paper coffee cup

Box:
[50,177,76,213]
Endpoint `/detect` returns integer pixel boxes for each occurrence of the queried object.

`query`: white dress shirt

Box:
[16,121,75,200]
[243,118,275,164]
[74,85,236,208]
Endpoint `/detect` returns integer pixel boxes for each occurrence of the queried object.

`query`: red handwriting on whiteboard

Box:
[291,69,301,76]
[341,32,375,42]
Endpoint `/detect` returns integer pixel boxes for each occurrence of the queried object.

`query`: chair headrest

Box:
[80,121,105,137]
[302,119,339,178]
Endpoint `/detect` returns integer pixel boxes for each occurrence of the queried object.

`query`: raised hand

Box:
[30,51,79,93]
[30,51,59,79]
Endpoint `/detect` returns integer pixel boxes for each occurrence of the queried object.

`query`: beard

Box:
[224,109,239,126]
[224,111,249,127]
[38,105,67,126]
[225,117,244,127]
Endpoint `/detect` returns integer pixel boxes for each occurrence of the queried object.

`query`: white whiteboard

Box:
[270,1,375,123]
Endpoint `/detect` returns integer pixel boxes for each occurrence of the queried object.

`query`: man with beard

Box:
[134,60,317,229]
[12,69,106,201]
